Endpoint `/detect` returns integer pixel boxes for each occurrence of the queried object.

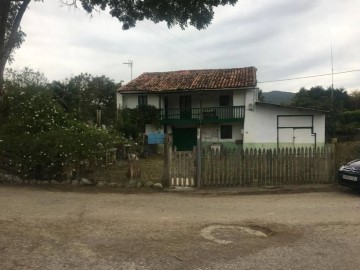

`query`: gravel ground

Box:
[0,186,360,269]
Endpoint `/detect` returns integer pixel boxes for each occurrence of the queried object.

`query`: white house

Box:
[117,67,326,150]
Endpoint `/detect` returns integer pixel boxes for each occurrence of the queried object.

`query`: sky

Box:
[9,0,360,93]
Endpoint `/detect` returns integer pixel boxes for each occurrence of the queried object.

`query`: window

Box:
[138,95,148,106]
[219,95,230,106]
[220,125,232,139]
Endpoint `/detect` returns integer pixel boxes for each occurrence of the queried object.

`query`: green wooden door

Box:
[173,128,197,151]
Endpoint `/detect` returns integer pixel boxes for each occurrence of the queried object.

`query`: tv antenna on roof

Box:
[123,60,133,81]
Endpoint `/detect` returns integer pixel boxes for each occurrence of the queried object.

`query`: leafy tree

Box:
[50,73,118,125]
[257,88,265,102]
[348,90,360,110]
[4,67,48,88]
[116,105,161,138]
[0,0,238,94]
[338,91,360,140]
[0,0,30,96]
[290,86,349,111]
[1,67,49,122]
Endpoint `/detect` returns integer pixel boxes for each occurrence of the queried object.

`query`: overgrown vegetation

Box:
[116,105,161,139]
[0,68,125,180]
[50,73,119,125]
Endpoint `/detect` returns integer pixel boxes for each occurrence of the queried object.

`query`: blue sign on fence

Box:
[147,133,165,144]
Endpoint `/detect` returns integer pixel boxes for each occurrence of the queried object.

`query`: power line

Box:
[258,68,360,84]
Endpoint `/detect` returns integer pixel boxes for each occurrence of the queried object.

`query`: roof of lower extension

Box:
[118,67,257,93]
[256,102,328,113]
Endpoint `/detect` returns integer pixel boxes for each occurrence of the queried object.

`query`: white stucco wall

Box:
[116,93,123,109]
[244,88,258,110]
[163,89,252,109]
[119,94,160,109]
[243,103,326,149]
[119,88,255,110]
[233,91,246,106]
[201,123,243,143]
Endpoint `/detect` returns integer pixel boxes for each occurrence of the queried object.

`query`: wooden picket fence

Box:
[168,149,196,187]
[201,146,334,187]
[164,141,360,188]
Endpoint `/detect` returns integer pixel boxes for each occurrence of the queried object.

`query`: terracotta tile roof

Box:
[118,67,257,93]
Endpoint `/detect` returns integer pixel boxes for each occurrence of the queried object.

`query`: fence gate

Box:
[168,149,196,187]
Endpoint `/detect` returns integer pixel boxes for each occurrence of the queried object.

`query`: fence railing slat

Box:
[198,145,339,187]
[164,143,360,188]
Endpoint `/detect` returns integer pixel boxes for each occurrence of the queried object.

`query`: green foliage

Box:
[2,1,28,64]
[0,0,31,95]
[50,73,118,125]
[4,67,48,89]
[337,110,360,138]
[342,110,360,123]
[348,90,360,110]
[116,120,141,139]
[116,105,161,139]
[136,105,162,128]
[0,83,123,180]
[290,86,349,111]
[69,0,238,30]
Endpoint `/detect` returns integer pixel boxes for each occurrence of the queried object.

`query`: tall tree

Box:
[0,0,30,96]
[5,66,48,88]
[0,0,238,95]
[348,90,360,110]
[0,66,49,124]
[50,73,118,125]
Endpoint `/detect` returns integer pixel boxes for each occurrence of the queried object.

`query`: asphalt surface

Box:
[0,185,359,269]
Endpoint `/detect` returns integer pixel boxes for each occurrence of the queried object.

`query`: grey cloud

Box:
[10,0,360,93]
[215,0,318,30]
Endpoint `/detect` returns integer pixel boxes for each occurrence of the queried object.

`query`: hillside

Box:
[263,91,295,105]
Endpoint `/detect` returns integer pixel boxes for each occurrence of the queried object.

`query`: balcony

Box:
[160,106,245,125]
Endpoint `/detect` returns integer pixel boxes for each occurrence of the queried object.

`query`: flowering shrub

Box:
[0,87,123,180]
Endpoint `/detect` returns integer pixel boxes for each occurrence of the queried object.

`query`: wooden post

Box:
[96,108,102,127]
[331,139,337,182]
[196,127,202,188]
[162,135,171,187]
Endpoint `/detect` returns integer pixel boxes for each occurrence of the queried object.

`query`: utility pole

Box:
[123,60,133,81]
[331,43,334,98]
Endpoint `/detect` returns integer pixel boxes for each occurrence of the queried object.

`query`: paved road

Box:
[0,186,360,269]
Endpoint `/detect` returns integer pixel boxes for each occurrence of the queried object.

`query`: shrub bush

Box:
[0,87,123,180]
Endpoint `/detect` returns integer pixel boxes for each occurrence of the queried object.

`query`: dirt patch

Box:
[89,155,164,185]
